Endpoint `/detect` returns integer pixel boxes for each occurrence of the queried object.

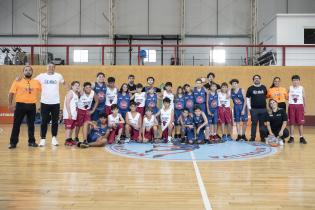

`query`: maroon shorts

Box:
[126,125,140,141]
[144,128,154,141]
[108,123,123,144]
[75,109,90,127]
[64,119,76,129]
[218,106,232,124]
[136,107,145,117]
[288,104,305,125]
[105,106,112,116]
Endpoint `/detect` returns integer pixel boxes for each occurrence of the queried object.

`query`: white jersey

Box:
[63,90,79,120]
[127,112,141,127]
[78,90,95,110]
[160,107,172,131]
[143,115,156,129]
[35,72,64,104]
[163,90,174,107]
[218,92,230,107]
[105,87,118,106]
[134,92,146,107]
[288,86,304,104]
[108,113,122,125]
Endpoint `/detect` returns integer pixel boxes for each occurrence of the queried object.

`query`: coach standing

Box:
[246,75,268,142]
[36,63,66,147]
[8,66,41,149]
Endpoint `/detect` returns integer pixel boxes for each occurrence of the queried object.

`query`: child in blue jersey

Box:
[230,79,248,141]
[193,78,207,114]
[193,105,208,144]
[179,109,195,144]
[183,84,194,114]
[174,86,185,138]
[117,83,131,120]
[206,83,220,142]
[145,87,159,114]
[91,72,107,121]
[78,113,110,148]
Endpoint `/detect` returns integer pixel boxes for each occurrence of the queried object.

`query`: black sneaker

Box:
[236,135,242,141]
[288,137,294,144]
[300,137,307,144]
[8,144,17,149]
[249,137,255,142]
[74,137,80,142]
[28,142,38,147]
[242,135,248,141]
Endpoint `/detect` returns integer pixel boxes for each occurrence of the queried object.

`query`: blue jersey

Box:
[208,92,218,110]
[145,93,158,113]
[174,95,185,111]
[193,114,206,127]
[193,87,206,105]
[117,93,130,112]
[93,82,107,109]
[184,93,195,113]
[182,115,194,126]
[231,88,245,106]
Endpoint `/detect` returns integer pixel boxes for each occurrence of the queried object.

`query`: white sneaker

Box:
[51,137,59,146]
[39,139,46,147]
[279,139,284,146]
[125,138,130,143]
[167,136,172,143]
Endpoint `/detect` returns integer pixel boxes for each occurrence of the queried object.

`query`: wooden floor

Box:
[0,124,315,210]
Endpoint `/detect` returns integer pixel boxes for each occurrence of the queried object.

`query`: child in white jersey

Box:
[142,108,159,143]
[105,77,118,116]
[63,81,80,146]
[156,97,174,143]
[131,83,146,117]
[125,101,142,142]
[288,75,307,144]
[107,104,125,144]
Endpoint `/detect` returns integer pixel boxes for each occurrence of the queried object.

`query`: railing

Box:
[0,44,315,66]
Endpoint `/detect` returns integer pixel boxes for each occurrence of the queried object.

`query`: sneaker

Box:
[300,137,307,144]
[124,138,130,143]
[39,139,46,147]
[249,137,255,142]
[221,134,227,142]
[51,137,59,146]
[79,141,89,148]
[242,135,248,141]
[227,134,234,141]
[28,142,38,147]
[74,137,80,142]
[236,135,242,141]
[288,137,294,144]
[261,138,266,142]
[8,144,16,149]
[65,139,73,146]
[167,136,172,144]
[214,134,221,141]
[279,139,284,146]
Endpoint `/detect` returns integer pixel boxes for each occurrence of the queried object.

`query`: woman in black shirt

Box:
[261,99,289,143]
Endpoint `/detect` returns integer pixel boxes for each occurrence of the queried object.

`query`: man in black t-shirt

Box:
[127,74,136,94]
[203,72,221,90]
[246,75,268,141]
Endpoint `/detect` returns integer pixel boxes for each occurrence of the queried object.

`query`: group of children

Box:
[62,72,252,148]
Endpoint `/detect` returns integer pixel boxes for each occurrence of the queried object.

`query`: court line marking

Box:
[190,151,212,210]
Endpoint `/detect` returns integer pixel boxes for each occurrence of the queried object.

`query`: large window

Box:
[143,49,156,63]
[304,29,315,44]
[210,49,226,64]
[73,50,88,63]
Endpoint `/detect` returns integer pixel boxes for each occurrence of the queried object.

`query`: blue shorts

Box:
[91,108,106,121]
[182,127,195,141]
[87,131,102,143]
[207,109,218,124]
[174,109,183,125]
[233,105,248,122]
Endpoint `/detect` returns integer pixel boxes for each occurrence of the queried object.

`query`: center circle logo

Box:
[106,141,279,161]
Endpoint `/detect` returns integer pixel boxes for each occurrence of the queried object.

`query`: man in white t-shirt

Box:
[35,63,66,146]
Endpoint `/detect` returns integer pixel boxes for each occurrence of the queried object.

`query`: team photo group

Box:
[8,63,307,149]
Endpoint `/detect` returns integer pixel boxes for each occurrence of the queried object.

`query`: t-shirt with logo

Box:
[246,85,267,109]
[35,72,64,104]
[264,108,288,132]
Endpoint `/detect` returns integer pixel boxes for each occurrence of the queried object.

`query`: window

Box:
[304,29,315,44]
[73,50,88,62]
[143,49,156,63]
[210,49,226,63]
